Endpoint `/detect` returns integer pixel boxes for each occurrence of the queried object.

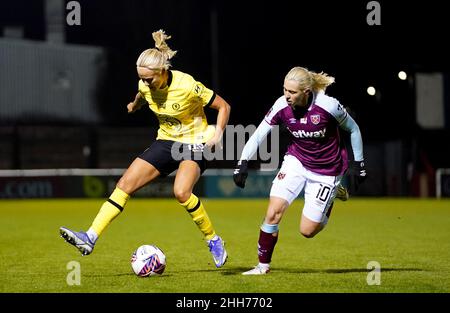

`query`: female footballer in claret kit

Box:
[233,66,367,275]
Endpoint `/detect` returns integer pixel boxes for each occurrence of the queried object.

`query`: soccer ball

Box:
[131,245,166,277]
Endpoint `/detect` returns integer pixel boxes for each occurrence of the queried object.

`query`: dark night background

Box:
[2,0,448,130]
[1,0,449,195]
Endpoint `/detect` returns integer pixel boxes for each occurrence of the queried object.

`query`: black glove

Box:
[353,160,367,190]
[233,160,248,188]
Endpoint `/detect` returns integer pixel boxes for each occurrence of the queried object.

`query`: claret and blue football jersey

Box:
[264,91,349,176]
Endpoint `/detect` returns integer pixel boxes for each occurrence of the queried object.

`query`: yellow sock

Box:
[180,193,216,240]
[90,187,130,236]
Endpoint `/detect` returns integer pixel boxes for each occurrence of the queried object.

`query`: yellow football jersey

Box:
[138,70,216,144]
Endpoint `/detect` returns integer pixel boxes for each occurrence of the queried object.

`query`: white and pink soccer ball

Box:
[131,245,166,277]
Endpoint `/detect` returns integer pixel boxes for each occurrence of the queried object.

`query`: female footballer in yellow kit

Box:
[60,29,231,268]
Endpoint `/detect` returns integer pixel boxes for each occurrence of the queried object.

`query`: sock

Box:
[90,187,130,237]
[86,228,98,244]
[180,193,215,240]
[207,234,219,243]
[258,262,270,270]
[258,229,278,264]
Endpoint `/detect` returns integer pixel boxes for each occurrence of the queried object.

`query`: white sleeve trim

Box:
[239,121,274,161]
[316,93,364,161]
[264,96,288,125]
[315,93,348,124]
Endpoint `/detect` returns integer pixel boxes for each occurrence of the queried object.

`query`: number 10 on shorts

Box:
[316,184,331,202]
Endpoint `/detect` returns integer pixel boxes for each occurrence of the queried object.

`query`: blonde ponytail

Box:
[152,30,177,60]
[136,29,177,71]
[310,71,335,92]
[285,67,335,92]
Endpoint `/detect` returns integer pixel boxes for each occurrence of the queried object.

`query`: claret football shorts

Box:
[270,155,342,223]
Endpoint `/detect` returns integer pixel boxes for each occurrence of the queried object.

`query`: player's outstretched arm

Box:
[339,113,367,189]
[127,92,146,113]
[205,94,231,149]
[233,121,273,188]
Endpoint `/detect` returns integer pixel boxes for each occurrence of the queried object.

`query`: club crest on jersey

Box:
[310,114,320,125]
[194,84,203,95]
[277,172,286,180]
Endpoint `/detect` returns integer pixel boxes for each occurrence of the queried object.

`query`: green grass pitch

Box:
[1,198,449,293]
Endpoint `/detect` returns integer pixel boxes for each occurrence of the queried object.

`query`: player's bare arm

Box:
[127,92,147,113]
[205,94,231,148]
